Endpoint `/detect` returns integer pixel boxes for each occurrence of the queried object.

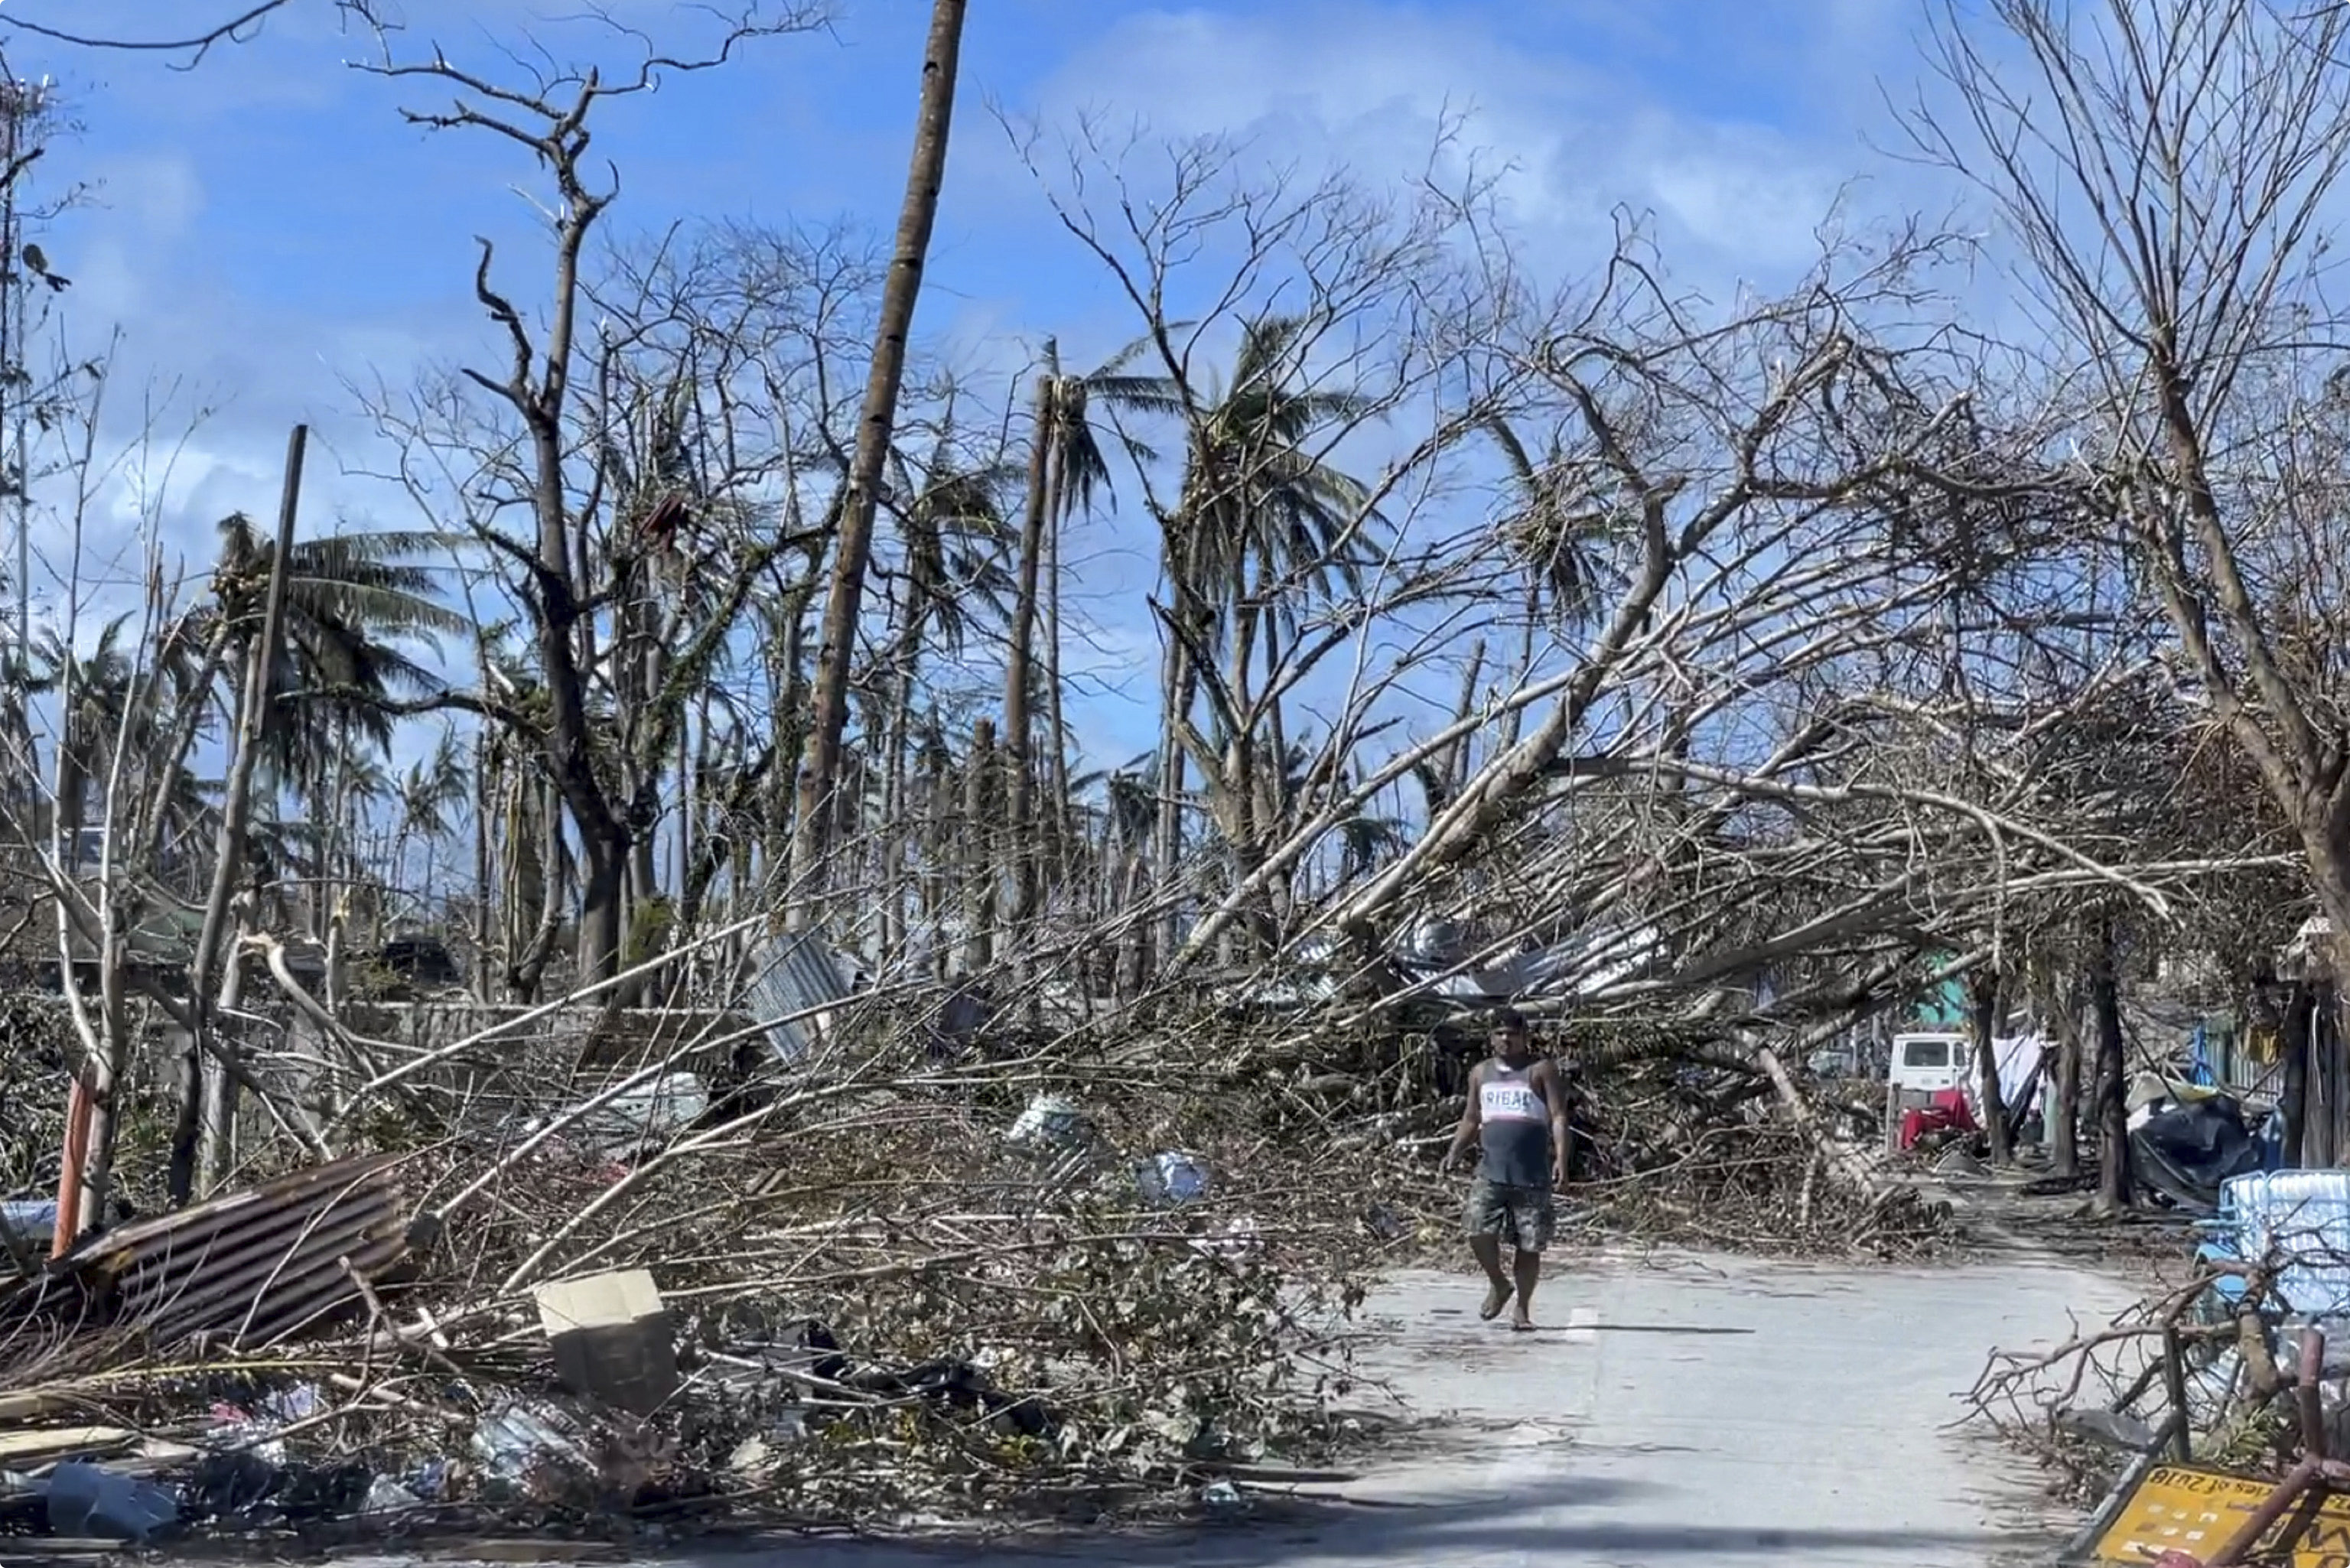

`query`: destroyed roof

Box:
[22,1153,415,1350]
[739,929,852,1063]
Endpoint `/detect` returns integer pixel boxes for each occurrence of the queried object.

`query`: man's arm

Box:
[1444,1062,1486,1169]
[1536,1059,1572,1186]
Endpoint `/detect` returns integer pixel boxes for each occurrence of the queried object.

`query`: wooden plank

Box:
[0,1426,135,1465]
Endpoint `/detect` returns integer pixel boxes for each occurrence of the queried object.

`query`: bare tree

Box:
[1913,0,2350,943]
[337,3,828,987]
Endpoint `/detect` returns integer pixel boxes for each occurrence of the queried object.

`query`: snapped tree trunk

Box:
[473,731,494,1003]
[793,0,968,918]
[1004,367,1052,983]
[176,424,305,1208]
[2091,928,2131,1214]
[1042,432,1072,885]
[1970,969,2012,1166]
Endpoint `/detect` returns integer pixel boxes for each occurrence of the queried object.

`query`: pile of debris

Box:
[1971,1169,2350,1561]
[0,982,1955,1551]
[0,1034,1395,1550]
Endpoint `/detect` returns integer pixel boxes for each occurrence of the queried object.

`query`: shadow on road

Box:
[672,1481,2033,1566]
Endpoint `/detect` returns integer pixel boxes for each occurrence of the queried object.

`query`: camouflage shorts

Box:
[1463,1177,1555,1252]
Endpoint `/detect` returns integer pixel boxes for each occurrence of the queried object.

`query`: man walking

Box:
[1445,1008,1570,1330]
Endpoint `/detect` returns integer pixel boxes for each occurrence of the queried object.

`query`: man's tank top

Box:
[1477,1060,1553,1187]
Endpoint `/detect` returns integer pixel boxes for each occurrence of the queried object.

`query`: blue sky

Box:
[0,0,1959,773]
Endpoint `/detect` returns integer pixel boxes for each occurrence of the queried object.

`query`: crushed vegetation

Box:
[0,981,1961,1552]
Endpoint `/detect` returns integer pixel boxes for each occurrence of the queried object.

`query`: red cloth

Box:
[1899,1090,1981,1150]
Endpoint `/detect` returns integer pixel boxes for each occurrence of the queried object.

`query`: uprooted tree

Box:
[0,0,2341,1535]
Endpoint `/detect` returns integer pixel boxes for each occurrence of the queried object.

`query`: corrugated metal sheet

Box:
[40,1153,415,1349]
[738,930,851,1065]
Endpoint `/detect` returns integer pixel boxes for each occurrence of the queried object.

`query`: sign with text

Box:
[2091,1465,2350,1566]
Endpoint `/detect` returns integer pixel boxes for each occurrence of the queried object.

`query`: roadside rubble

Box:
[0,991,1951,1550]
[1971,1166,2350,1563]
[0,1030,1391,1550]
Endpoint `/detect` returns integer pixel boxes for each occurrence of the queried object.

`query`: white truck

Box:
[1887,1030,1972,1097]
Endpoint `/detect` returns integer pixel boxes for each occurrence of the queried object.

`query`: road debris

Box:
[531,1270,679,1417]
[0,991,1955,1550]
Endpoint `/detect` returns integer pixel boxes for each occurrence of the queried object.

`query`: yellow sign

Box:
[2092,1465,2350,1566]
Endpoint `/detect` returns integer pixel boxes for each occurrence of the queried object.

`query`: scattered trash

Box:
[1200,1479,1251,1515]
[727,1436,777,1478]
[200,1407,288,1466]
[932,979,992,1057]
[0,1199,57,1251]
[1137,1150,1208,1206]
[181,1452,282,1520]
[2055,1407,2156,1451]
[470,1407,591,1485]
[1934,1147,1990,1180]
[410,1459,450,1501]
[361,1476,421,1516]
[259,1384,323,1425]
[2129,1095,2263,1213]
[1364,1203,1408,1241]
[571,1072,710,1156]
[1008,1093,1089,1153]
[45,1462,177,1542]
[532,1269,679,1416]
[1192,1216,1262,1260]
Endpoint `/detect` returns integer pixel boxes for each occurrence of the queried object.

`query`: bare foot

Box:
[1479,1280,1515,1320]
[1510,1309,1535,1332]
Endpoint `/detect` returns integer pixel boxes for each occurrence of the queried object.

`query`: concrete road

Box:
[665,1248,2138,1568]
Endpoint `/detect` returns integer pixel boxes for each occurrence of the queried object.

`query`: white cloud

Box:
[1012,3,1917,294]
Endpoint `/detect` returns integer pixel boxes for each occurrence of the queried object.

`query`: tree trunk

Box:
[1042,428,1072,886]
[1004,366,1053,986]
[2091,928,2131,1214]
[923,742,951,978]
[2283,981,2314,1169]
[2050,984,2083,1179]
[176,425,304,1209]
[793,0,968,918]
[473,734,494,1003]
[880,706,912,962]
[1153,630,1194,977]
[579,834,627,996]
[1970,969,2012,1166]
[961,716,997,975]
[198,927,245,1194]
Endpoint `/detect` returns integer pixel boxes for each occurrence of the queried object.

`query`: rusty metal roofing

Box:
[42,1153,415,1350]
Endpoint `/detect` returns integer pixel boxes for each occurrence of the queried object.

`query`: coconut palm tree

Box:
[1483,414,1631,750]
[1125,314,1382,962]
[190,514,467,942]
[1004,336,1144,944]
[391,727,469,920]
[34,616,148,853]
[204,513,468,768]
[873,431,1017,959]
